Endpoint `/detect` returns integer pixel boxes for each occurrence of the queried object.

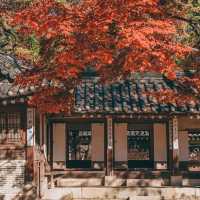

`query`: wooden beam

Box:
[168,118,173,172]
[106,116,114,176]
[49,122,53,170]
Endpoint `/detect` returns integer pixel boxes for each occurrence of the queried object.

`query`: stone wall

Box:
[0,147,26,200]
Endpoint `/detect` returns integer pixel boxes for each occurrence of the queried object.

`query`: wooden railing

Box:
[0,129,26,144]
[33,145,50,198]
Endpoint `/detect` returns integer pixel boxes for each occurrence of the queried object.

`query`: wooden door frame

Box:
[113,120,155,169]
[65,122,92,169]
[49,118,106,170]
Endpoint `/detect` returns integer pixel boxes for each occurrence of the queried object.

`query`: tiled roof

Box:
[0,80,33,100]
[74,75,200,114]
[1,54,200,113]
[0,53,22,80]
[0,54,33,101]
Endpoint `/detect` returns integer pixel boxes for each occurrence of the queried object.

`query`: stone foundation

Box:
[43,186,200,200]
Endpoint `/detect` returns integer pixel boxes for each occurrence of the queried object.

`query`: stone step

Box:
[43,196,199,200]
[44,198,127,200]
[55,177,169,187]
[73,198,174,200]
[57,178,103,187]
[56,177,200,187]
[73,199,127,200]
[42,187,200,200]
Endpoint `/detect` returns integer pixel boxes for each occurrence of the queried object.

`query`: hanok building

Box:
[0,54,200,193]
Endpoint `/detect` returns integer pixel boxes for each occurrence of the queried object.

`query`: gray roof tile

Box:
[74,76,200,114]
[1,53,200,114]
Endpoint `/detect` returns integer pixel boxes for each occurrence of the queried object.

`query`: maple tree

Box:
[151,0,200,105]
[0,0,34,81]
[2,0,195,113]
[161,0,200,67]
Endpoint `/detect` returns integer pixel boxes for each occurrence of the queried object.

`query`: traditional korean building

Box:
[0,54,200,198]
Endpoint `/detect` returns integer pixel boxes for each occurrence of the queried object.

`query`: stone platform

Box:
[42,186,200,200]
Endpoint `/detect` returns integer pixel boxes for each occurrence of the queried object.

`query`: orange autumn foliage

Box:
[5,0,193,113]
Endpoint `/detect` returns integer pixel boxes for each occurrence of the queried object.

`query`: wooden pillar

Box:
[169,116,182,185]
[27,108,35,146]
[46,120,53,170]
[46,121,50,161]
[45,120,54,188]
[50,122,53,170]
[168,118,173,172]
[169,116,180,174]
[106,116,114,176]
[40,114,45,146]
[172,116,179,174]
[26,108,36,182]
[49,122,54,188]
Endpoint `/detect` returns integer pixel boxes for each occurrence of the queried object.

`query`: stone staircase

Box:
[42,186,200,200]
[54,176,169,187]
[41,175,200,200]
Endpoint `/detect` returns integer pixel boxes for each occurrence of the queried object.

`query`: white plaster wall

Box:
[153,123,167,162]
[114,123,127,161]
[179,131,189,161]
[53,123,66,162]
[91,123,104,161]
